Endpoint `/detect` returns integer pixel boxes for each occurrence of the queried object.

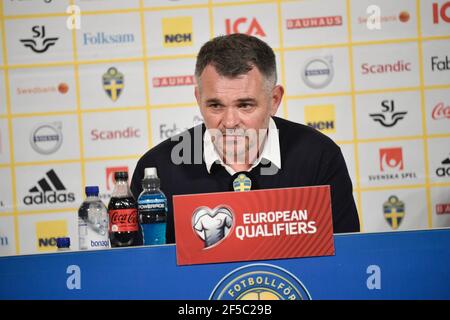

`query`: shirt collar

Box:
[203,117,281,175]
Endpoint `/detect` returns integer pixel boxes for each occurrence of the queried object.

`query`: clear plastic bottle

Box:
[138,168,167,245]
[78,186,110,250]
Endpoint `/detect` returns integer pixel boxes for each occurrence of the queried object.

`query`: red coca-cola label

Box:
[109,209,139,232]
[432,102,450,120]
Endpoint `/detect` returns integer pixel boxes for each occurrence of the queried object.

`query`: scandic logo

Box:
[90,127,141,141]
[162,17,193,48]
[286,15,342,29]
[23,169,75,205]
[225,18,266,37]
[361,60,412,75]
[379,148,404,172]
[152,75,195,88]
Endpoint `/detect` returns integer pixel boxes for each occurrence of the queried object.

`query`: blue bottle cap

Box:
[85,186,99,196]
[56,237,70,248]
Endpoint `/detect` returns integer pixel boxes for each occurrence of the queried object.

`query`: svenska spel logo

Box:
[210,263,311,300]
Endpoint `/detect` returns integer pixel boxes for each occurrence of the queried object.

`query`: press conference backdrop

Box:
[0,0,449,256]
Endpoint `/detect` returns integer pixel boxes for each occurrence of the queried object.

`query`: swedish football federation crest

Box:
[210,264,311,300]
[102,67,124,101]
[383,195,405,230]
[232,173,252,192]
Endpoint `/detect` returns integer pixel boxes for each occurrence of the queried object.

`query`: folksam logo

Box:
[210,264,311,300]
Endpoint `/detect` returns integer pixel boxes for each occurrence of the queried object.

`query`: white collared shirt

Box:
[203,117,281,175]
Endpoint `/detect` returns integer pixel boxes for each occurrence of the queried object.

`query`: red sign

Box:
[433,2,450,24]
[173,186,334,265]
[380,147,404,171]
[286,16,343,29]
[436,203,450,214]
[225,18,266,37]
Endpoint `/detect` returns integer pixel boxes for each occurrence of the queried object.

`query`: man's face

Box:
[195,65,283,165]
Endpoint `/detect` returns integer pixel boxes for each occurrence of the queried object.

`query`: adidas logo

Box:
[23,169,75,205]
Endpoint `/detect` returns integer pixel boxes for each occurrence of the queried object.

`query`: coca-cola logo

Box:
[111,210,137,224]
[432,102,450,120]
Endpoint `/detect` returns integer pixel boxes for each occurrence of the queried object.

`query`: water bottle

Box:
[78,186,110,250]
[138,168,167,245]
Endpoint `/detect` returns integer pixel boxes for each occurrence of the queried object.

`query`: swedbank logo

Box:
[210,264,311,300]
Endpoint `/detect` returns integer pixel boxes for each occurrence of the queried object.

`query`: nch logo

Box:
[162,17,193,47]
[23,169,75,206]
[36,220,67,252]
[304,104,336,134]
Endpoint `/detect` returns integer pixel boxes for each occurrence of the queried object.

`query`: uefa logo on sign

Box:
[192,206,234,249]
[29,122,63,155]
[210,263,311,300]
[301,56,334,89]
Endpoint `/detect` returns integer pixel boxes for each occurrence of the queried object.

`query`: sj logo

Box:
[225,18,266,37]
[192,206,233,248]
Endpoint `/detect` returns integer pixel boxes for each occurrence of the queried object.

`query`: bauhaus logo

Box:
[225,18,266,37]
[23,169,75,206]
[304,104,336,134]
[162,17,193,48]
[287,15,342,30]
[35,220,67,252]
[436,203,450,214]
[433,2,450,24]
[152,75,195,88]
[29,122,63,155]
[369,100,407,127]
[20,25,58,53]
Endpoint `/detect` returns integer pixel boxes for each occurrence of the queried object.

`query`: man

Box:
[131,34,360,244]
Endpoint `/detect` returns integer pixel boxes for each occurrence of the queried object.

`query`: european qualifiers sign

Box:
[173,186,334,265]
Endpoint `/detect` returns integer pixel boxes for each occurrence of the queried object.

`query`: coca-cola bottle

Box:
[108,171,143,247]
